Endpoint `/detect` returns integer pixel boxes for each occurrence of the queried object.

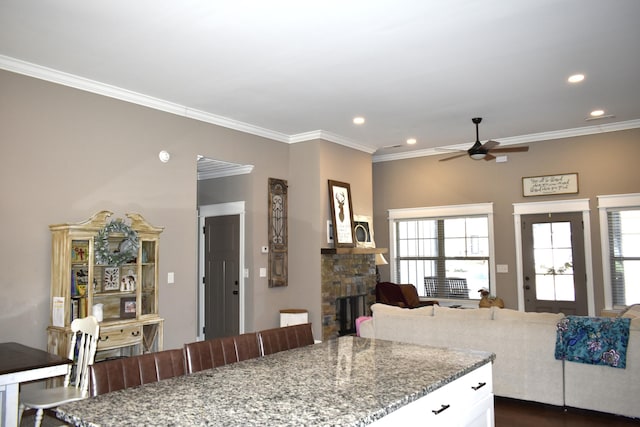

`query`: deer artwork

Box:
[335,191,346,222]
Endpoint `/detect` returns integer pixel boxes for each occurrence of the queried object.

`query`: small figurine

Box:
[478,288,504,308]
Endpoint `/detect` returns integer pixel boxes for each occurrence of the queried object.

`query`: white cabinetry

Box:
[372,362,494,427]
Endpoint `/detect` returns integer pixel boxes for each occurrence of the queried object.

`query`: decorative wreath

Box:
[94,220,139,266]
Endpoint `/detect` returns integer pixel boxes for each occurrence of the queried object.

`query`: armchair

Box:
[375,282,437,308]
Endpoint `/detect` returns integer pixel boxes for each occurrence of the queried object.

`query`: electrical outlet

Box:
[261,246,269,253]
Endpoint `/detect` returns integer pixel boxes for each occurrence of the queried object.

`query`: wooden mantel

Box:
[320,247,388,255]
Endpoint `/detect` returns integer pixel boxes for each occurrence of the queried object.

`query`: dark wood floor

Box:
[495,397,640,427]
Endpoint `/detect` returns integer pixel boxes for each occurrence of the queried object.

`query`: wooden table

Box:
[0,342,71,427]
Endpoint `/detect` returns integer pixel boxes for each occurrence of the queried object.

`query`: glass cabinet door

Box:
[140,240,157,316]
[70,239,90,324]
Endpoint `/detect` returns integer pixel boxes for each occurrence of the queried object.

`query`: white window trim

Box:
[597,193,640,310]
[512,199,594,315]
[388,202,496,303]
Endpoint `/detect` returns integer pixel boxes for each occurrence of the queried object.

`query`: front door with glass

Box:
[521,212,587,315]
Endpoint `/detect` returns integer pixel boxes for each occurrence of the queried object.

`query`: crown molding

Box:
[288,130,377,154]
[372,119,640,163]
[0,55,291,143]
[3,55,639,160]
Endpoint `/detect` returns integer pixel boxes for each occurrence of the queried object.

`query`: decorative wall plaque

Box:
[522,173,579,197]
[268,178,288,287]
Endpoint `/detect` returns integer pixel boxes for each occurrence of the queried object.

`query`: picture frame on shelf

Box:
[71,240,90,263]
[120,266,137,292]
[120,297,137,319]
[328,180,356,248]
[103,267,120,291]
[353,215,375,248]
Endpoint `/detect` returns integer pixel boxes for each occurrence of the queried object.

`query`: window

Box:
[599,194,640,308]
[389,203,495,300]
[598,194,640,308]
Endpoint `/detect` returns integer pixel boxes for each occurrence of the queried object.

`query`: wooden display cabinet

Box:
[47,211,164,364]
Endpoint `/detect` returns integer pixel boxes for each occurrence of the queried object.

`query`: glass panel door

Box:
[522,213,587,314]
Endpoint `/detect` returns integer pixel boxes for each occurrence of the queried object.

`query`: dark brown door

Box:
[204,215,240,339]
[522,212,587,315]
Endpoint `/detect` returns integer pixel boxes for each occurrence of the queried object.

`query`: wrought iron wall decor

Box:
[268,178,288,287]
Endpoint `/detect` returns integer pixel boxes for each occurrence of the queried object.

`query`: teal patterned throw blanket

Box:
[555,316,631,368]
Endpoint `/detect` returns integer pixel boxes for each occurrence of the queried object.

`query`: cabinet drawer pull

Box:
[99,336,109,342]
[472,382,487,391]
[131,330,141,337]
[431,404,450,415]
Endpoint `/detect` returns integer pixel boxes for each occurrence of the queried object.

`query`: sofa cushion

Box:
[433,305,493,320]
[493,308,564,324]
[371,302,434,317]
[620,304,640,319]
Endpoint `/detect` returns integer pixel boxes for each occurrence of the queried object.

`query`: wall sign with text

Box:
[522,173,579,197]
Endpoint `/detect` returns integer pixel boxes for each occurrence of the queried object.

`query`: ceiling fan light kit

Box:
[440,117,529,162]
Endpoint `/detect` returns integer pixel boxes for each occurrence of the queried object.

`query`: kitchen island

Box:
[57,336,495,426]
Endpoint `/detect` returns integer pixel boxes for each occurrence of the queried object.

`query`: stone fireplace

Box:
[320,248,383,341]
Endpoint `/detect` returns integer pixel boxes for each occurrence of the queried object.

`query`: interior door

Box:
[204,215,240,339]
[521,212,587,315]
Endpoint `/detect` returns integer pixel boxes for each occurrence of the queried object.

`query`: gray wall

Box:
[0,69,373,348]
[372,129,640,313]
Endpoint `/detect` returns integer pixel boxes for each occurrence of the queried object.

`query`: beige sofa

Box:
[359,303,640,418]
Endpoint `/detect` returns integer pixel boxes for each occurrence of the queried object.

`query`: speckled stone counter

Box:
[57,336,494,427]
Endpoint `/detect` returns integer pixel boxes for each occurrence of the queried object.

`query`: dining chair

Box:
[233,332,261,361]
[90,348,185,396]
[258,326,289,356]
[18,315,99,427]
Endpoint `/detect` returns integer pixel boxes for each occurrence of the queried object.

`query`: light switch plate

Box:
[259,267,267,277]
[167,272,175,283]
[496,264,508,273]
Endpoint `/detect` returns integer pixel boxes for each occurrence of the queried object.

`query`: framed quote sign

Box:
[522,173,579,197]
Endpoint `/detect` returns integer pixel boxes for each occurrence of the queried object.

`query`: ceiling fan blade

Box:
[435,147,466,153]
[483,153,496,161]
[482,140,500,151]
[490,146,529,153]
[439,153,468,162]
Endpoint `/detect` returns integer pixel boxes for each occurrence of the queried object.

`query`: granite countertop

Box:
[57,336,494,427]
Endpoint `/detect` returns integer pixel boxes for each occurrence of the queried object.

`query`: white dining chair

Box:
[18,315,100,427]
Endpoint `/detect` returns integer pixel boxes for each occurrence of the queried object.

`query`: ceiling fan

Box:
[440,117,529,162]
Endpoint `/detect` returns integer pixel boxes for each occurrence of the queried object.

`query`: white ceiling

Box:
[1,0,639,163]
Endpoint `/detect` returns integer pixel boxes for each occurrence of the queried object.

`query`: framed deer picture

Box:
[328,180,356,248]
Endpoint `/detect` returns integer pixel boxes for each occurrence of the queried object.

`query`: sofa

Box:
[359,303,640,419]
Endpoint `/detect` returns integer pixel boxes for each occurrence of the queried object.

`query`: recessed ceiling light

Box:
[353,117,365,125]
[568,74,585,83]
[590,109,605,117]
[406,138,417,145]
